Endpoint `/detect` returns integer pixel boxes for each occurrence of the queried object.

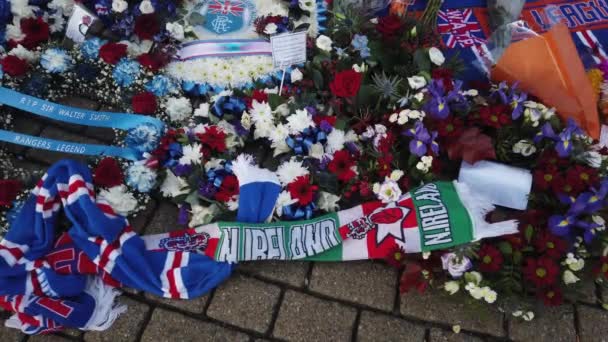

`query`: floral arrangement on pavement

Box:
[2,0,608,318]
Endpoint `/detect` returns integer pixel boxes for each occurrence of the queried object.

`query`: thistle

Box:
[371,72,403,100]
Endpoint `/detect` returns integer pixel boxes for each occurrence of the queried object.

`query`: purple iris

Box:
[173,163,193,177]
[405,121,439,157]
[510,92,528,120]
[534,119,583,157]
[492,81,510,104]
[424,79,465,119]
[198,181,217,198]
[177,204,191,226]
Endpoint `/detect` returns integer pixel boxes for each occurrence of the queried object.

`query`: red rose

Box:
[137,53,165,72]
[329,70,363,98]
[132,92,157,114]
[93,158,124,188]
[376,15,403,38]
[19,17,50,49]
[134,14,160,40]
[0,180,22,206]
[1,56,29,77]
[99,43,128,65]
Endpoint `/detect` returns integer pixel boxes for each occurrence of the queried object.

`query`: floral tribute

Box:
[1,0,608,320]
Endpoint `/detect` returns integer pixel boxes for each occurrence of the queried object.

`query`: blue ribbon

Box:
[283,202,316,220]
[0,87,165,134]
[286,127,327,155]
[212,96,246,118]
[0,130,143,161]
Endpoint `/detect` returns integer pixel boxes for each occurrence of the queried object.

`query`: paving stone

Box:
[207,274,281,333]
[577,270,598,304]
[509,305,575,342]
[577,304,608,342]
[84,127,116,144]
[238,261,310,287]
[26,126,102,164]
[84,297,150,342]
[0,320,25,342]
[141,308,249,342]
[144,292,208,314]
[143,201,184,235]
[309,261,397,311]
[273,290,357,342]
[357,311,425,342]
[128,198,157,233]
[400,290,504,337]
[429,329,484,342]
[28,334,71,341]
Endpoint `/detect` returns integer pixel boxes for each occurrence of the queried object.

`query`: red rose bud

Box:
[376,15,404,38]
[0,179,22,206]
[99,43,128,65]
[0,56,29,77]
[93,158,124,188]
[329,70,363,98]
[132,92,158,114]
[137,53,164,72]
[134,14,160,40]
[19,17,50,49]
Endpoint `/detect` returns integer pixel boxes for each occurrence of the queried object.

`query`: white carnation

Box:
[112,0,128,13]
[8,44,39,63]
[326,129,345,154]
[264,23,278,35]
[286,109,315,134]
[98,185,138,216]
[166,97,193,122]
[166,22,185,41]
[179,143,203,165]
[139,0,155,14]
[277,159,309,186]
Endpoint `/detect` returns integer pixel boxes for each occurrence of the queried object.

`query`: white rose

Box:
[112,0,128,13]
[407,76,427,90]
[389,170,404,181]
[291,68,303,82]
[299,0,315,11]
[139,0,154,14]
[429,47,445,66]
[482,287,497,303]
[444,281,460,295]
[316,35,333,52]
[264,23,278,35]
[166,22,185,41]
[563,270,580,285]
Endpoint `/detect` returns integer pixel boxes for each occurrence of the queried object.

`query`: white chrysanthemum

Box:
[48,0,74,15]
[326,129,345,154]
[189,204,219,227]
[160,170,189,198]
[8,44,39,63]
[6,22,25,42]
[166,22,185,41]
[11,0,35,18]
[276,159,309,186]
[112,0,128,13]
[287,109,315,134]
[270,123,291,156]
[49,13,66,33]
[98,185,138,216]
[249,100,273,124]
[318,191,340,212]
[275,191,297,217]
[179,143,203,165]
[204,158,225,172]
[165,97,193,122]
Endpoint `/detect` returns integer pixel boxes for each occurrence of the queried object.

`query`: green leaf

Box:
[316,172,339,193]
[268,94,285,109]
[334,118,348,131]
[498,241,513,255]
[188,12,205,26]
[413,49,431,72]
[524,224,534,243]
[312,69,324,89]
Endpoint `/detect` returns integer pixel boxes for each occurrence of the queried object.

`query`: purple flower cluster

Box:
[534,119,583,157]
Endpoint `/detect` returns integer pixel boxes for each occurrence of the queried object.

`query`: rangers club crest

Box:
[195,0,256,36]
[159,232,210,251]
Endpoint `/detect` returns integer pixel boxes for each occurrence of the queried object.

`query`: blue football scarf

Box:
[0,159,280,334]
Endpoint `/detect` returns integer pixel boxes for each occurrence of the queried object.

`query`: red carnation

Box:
[99,43,128,65]
[287,175,318,206]
[0,180,22,206]
[0,56,29,77]
[134,14,160,40]
[93,158,124,188]
[19,17,50,49]
[198,126,226,154]
[328,150,357,182]
[477,244,503,273]
[538,287,563,306]
[313,115,337,127]
[215,175,239,202]
[329,70,363,98]
[534,232,567,259]
[132,92,157,114]
[137,53,165,72]
[523,257,559,288]
[376,15,404,38]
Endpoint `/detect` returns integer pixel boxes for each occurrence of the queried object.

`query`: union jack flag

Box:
[208,0,245,16]
[437,9,486,48]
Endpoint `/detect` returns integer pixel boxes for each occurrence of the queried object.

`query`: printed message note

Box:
[270,31,307,69]
[65,4,98,43]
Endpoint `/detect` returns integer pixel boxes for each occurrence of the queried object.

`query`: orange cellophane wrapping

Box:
[491,23,600,139]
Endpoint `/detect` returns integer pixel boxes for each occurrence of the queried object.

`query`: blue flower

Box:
[40,48,73,73]
[22,74,50,97]
[125,123,161,153]
[145,75,177,96]
[80,37,107,60]
[126,163,157,193]
[113,58,141,87]
[351,34,370,59]
[75,63,99,81]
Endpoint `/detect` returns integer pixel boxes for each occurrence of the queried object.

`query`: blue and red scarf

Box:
[0,160,263,334]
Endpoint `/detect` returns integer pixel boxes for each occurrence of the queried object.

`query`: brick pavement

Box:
[2,97,608,341]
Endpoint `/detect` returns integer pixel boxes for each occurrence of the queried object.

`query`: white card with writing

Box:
[600,124,608,148]
[270,31,307,69]
[65,4,98,43]
[458,160,532,210]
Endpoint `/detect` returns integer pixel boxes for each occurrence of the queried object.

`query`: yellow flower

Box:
[587,68,604,97]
